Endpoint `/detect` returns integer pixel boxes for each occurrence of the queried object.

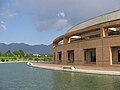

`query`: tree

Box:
[4,50,13,57]
[13,50,25,57]
[19,50,25,57]
[13,50,19,57]
[0,52,2,56]
[34,58,39,62]
[26,54,33,57]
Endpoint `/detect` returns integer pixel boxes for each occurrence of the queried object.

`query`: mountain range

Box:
[0,43,53,54]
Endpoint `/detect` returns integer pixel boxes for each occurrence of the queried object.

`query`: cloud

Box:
[0,21,7,30]
[35,19,54,31]
[15,0,120,31]
[35,18,70,31]
[0,24,7,30]
[34,10,69,31]
[57,12,65,18]
[1,21,4,24]
[54,19,69,30]
[2,11,18,20]
[5,12,17,19]
[0,2,18,30]
[0,2,18,20]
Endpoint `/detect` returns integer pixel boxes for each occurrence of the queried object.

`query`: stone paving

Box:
[29,62,120,76]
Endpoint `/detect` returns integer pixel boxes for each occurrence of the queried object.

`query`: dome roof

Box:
[67,10,120,33]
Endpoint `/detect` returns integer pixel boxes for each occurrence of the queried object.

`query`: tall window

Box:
[90,51,96,62]
[118,50,120,62]
[54,52,55,62]
[68,52,70,61]
[67,50,74,63]
[58,52,62,61]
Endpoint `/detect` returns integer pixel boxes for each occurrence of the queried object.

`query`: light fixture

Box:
[71,36,81,38]
[108,28,116,31]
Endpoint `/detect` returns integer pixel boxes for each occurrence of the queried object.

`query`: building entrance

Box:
[67,50,74,63]
[84,48,96,64]
[118,50,120,62]
[58,52,62,63]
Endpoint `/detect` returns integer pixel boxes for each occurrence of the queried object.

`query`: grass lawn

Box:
[0,56,53,62]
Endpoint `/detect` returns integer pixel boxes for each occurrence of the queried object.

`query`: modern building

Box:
[53,10,120,66]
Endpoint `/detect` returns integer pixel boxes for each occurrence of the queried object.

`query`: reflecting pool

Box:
[0,63,120,90]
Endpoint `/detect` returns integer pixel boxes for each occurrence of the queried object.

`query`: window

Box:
[67,50,74,63]
[118,50,120,62]
[58,52,62,61]
[90,51,96,62]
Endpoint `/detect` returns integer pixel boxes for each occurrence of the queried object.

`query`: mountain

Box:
[0,43,53,54]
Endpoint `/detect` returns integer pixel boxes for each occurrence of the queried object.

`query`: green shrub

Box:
[29,57,33,60]
[6,60,9,62]
[34,58,39,62]
[1,59,5,62]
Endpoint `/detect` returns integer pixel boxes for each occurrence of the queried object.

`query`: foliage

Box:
[0,52,2,56]
[1,59,5,62]
[19,50,25,56]
[0,50,53,62]
[25,54,33,57]
[13,50,25,57]
[4,50,13,57]
[6,60,9,62]
[34,58,39,62]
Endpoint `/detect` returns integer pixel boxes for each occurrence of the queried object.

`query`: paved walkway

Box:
[28,62,120,76]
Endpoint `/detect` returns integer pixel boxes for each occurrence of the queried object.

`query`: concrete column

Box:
[105,29,108,37]
[74,48,80,65]
[79,48,84,65]
[100,27,108,37]
[62,50,67,64]
[96,47,103,66]
[78,48,82,65]
[54,52,58,64]
[102,46,112,66]
[53,42,58,48]
[63,37,69,44]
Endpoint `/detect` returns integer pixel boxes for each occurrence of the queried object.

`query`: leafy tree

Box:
[4,50,13,57]
[25,54,33,57]
[0,52,2,56]
[19,50,25,57]
[13,50,19,57]
[13,50,25,57]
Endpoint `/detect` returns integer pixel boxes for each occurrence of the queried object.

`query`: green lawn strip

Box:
[0,56,53,62]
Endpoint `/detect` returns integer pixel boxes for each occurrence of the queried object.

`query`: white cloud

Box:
[35,20,54,31]
[57,12,65,18]
[15,0,120,31]
[3,11,18,19]
[54,19,68,30]
[34,18,70,31]
[1,21,5,24]
[7,12,17,18]
[0,21,7,30]
[0,2,17,30]
[1,24,7,30]
[0,2,18,20]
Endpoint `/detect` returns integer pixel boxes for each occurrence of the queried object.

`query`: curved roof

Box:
[67,10,120,33]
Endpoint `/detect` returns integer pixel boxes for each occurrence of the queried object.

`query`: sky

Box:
[0,0,120,45]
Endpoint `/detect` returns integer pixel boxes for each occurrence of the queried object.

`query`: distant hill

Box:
[0,43,53,54]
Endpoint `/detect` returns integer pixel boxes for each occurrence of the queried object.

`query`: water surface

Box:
[0,63,120,90]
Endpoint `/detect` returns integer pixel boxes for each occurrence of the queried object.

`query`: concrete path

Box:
[28,62,120,76]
